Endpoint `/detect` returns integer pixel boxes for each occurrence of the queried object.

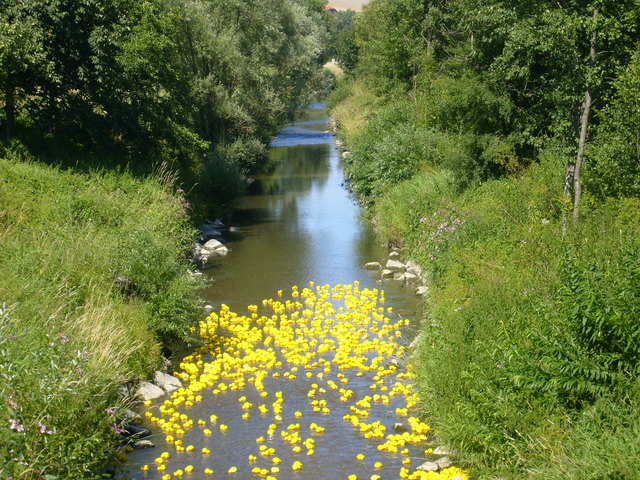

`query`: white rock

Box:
[415,286,428,296]
[154,372,182,393]
[341,151,351,159]
[123,408,142,425]
[133,439,155,448]
[389,250,400,258]
[406,258,421,270]
[203,239,226,251]
[203,304,215,314]
[432,446,452,456]
[404,272,419,282]
[136,381,165,401]
[363,262,382,270]
[393,272,405,281]
[201,239,229,258]
[435,457,452,469]
[392,422,407,432]
[417,461,439,472]
[385,259,406,272]
[381,269,394,278]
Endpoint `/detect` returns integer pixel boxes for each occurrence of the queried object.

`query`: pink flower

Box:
[38,422,53,435]
[9,418,24,432]
[112,422,127,434]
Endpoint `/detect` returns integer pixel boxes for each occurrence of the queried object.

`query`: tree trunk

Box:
[573,88,592,221]
[566,6,598,222]
[4,78,15,141]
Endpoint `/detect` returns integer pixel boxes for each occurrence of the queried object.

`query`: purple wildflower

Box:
[38,422,53,435]
[112,422,127,434]
[57,333,70,344]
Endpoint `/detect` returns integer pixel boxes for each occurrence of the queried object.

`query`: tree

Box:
[565,5,599,222]
[0,1,47,140]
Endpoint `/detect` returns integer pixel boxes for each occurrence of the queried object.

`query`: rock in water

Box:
[385,259,406,272]
[133,439,155,449]
[122,408,142,425]
[415,286,428,296]
[416,461,439,472]
[363,262,382,270]
[406,260,423,276]
[392,422,407,432]
[154,372,182,393]
[404,272,419,282]
[136,381,165,401]
[432,446,452,456]
[393,272,406,281]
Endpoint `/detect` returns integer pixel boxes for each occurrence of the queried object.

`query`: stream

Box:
[118,104,444,480]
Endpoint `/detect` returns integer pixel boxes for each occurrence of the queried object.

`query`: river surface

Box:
[119,103,424,480]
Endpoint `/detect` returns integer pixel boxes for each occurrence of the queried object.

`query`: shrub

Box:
[412,160,640,474]
[372,169,457,246]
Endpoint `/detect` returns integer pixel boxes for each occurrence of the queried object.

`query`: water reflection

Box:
[119,104,422,479]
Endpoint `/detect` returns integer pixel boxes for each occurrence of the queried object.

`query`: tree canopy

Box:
[0,0,328,212]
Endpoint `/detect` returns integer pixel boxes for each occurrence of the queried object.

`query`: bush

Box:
[412,158,640,474]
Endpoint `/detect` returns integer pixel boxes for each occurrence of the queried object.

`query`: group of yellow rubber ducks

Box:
[139,282,467,480]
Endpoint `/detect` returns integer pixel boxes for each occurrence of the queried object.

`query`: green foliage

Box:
[354,0,427,85]
[585,45,640,199]
[324,10,359,71]
[0,154,203,477]
[413,164,640,475]
[529,390,640,480]
[372,169,457,245]
[331,0,640,477]
[0,0,328,210]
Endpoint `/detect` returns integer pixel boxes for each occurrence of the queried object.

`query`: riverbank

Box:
[0,153,203,478]
[329,77,640,480]
[327,1,640,476]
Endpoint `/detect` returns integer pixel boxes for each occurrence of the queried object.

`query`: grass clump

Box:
[0,153,202,478]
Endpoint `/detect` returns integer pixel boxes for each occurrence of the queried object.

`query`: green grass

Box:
[0,151,203,478]
[331,81,640,478]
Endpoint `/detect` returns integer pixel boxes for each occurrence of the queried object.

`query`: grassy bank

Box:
[330,77,640,478]
[328,0,640,476]
[0,150,202,478]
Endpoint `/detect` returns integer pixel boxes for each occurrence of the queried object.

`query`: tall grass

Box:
[0,152,202,478]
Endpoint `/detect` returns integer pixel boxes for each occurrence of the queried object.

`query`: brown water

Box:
[119,103,424,479]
